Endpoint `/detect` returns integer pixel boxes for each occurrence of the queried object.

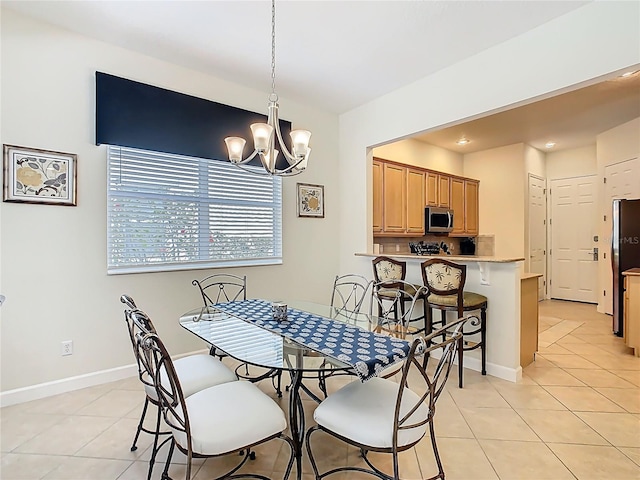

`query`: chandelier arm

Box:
[272,119,297,163]
[271,168,304,177]
[275,155,308,174]
[233,160,303,177]
[230,162,273,176]
[231,149,260,166]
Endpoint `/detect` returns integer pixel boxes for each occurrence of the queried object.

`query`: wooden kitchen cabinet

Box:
[427,172,452,208]
[382,162,406,233]
[426,172,439,207]
[450,177,479,237]
[450,177,465,235]
[623,269,640,357]
[521,273,541,367]
[372,160,383,233]
[437,175,451,208]
[406,168,426,234]
[465,179,479,236]
[372,157,478,238]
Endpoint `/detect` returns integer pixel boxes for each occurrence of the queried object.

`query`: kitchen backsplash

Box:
[475,235,495,256]
[374,235,462,255]
[374,234,496,257]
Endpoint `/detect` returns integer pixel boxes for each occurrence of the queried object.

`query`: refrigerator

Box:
[612,199,640,336]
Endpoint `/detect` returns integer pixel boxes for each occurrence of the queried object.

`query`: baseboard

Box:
[427,350,522,383]
[0,348,209,407]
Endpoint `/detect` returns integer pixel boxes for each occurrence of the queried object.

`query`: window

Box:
[107,146,282,274]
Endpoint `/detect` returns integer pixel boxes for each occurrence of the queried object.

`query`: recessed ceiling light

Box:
[456,136,470,146]
[545,142,556,149]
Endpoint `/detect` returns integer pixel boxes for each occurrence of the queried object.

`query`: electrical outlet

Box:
[61,340,73,356]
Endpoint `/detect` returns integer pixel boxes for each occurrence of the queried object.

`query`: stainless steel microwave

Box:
[425,207,454,233]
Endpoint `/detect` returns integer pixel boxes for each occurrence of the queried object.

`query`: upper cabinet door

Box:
[465,180,479,235]
[450,177,465,235]
[372,160,383,233]
[426,172,438,207]
[406,168,426,234]
[382,163,406,233]
[438,175,451,208]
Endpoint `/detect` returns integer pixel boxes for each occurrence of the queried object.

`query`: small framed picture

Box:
[296,183,324,218]
[3,144,77,206]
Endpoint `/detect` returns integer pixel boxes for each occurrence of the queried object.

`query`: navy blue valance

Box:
[95,72,291,166]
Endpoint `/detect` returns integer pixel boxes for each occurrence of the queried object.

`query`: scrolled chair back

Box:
[120,295,157,391]
[135,331,191,454]
[393,316,468,448]
[330,274,373,318]
[192,274,247,307]
[120,294,138,311]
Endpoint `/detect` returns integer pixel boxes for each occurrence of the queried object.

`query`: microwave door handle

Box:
[448,211,452,228]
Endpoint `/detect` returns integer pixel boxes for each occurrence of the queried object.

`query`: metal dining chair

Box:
[371,279,428,340]
[369,279,428,380]
[305,317,469,480]
[192,274,283,397]
[313,274,374,397]
[136,329,295,480]
[372,256,426,332]
[121,296,237,480]
[192,273,247,306]
[330,273,373,318]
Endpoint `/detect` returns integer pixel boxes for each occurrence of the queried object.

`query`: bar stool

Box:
[421,258,487,387]
[372,256,426,331]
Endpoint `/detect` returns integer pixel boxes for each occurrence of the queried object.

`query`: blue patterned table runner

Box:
[212,299,410,381]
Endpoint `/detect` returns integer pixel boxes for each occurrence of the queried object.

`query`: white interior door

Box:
[603,158,640,314]
[550,175,597,303]
[528,174,546,300]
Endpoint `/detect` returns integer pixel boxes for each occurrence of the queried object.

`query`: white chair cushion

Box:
[144,354,237,401]
[313,377,428,449]
[171,381,287,456]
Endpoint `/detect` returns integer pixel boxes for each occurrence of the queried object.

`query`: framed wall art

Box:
[297,182,324,218]
[3,144,77,206]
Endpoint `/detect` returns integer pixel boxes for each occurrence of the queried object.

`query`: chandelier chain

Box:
[223,0,310,176]
[270,0,277,100]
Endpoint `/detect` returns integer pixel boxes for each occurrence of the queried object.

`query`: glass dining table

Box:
[179,299,412,479]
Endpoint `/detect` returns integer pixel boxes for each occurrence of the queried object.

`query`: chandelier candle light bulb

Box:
[250,123,273,151]
[224,137,246,163]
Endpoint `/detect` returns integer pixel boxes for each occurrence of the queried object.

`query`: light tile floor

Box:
[2,300,639,479]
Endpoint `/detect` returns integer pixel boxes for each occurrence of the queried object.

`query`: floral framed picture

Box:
[296,183,324,218]
[3,144,77,206]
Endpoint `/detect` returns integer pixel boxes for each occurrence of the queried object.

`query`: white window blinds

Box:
[107,146,282,274]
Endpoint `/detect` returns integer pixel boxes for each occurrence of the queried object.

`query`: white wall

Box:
[596,117,640,312]
[0,10,340,394]
[338,1,640,284]
[465,144,526,258]
[373,138,463,175]
[547,144,597,179]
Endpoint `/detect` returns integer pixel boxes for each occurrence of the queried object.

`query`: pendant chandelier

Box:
[224,0,311,176]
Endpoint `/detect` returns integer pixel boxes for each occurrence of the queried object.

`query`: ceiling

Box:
[3,1,638,153]
[414,71,640,153]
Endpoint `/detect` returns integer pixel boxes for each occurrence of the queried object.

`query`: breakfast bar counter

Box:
[356,252,526,382]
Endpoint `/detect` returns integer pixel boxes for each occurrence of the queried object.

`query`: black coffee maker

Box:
[459,237,476,255]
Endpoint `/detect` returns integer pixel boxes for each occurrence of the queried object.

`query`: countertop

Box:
[355,252,525,263]
[521,273,543,280]
[622,268,640,276]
